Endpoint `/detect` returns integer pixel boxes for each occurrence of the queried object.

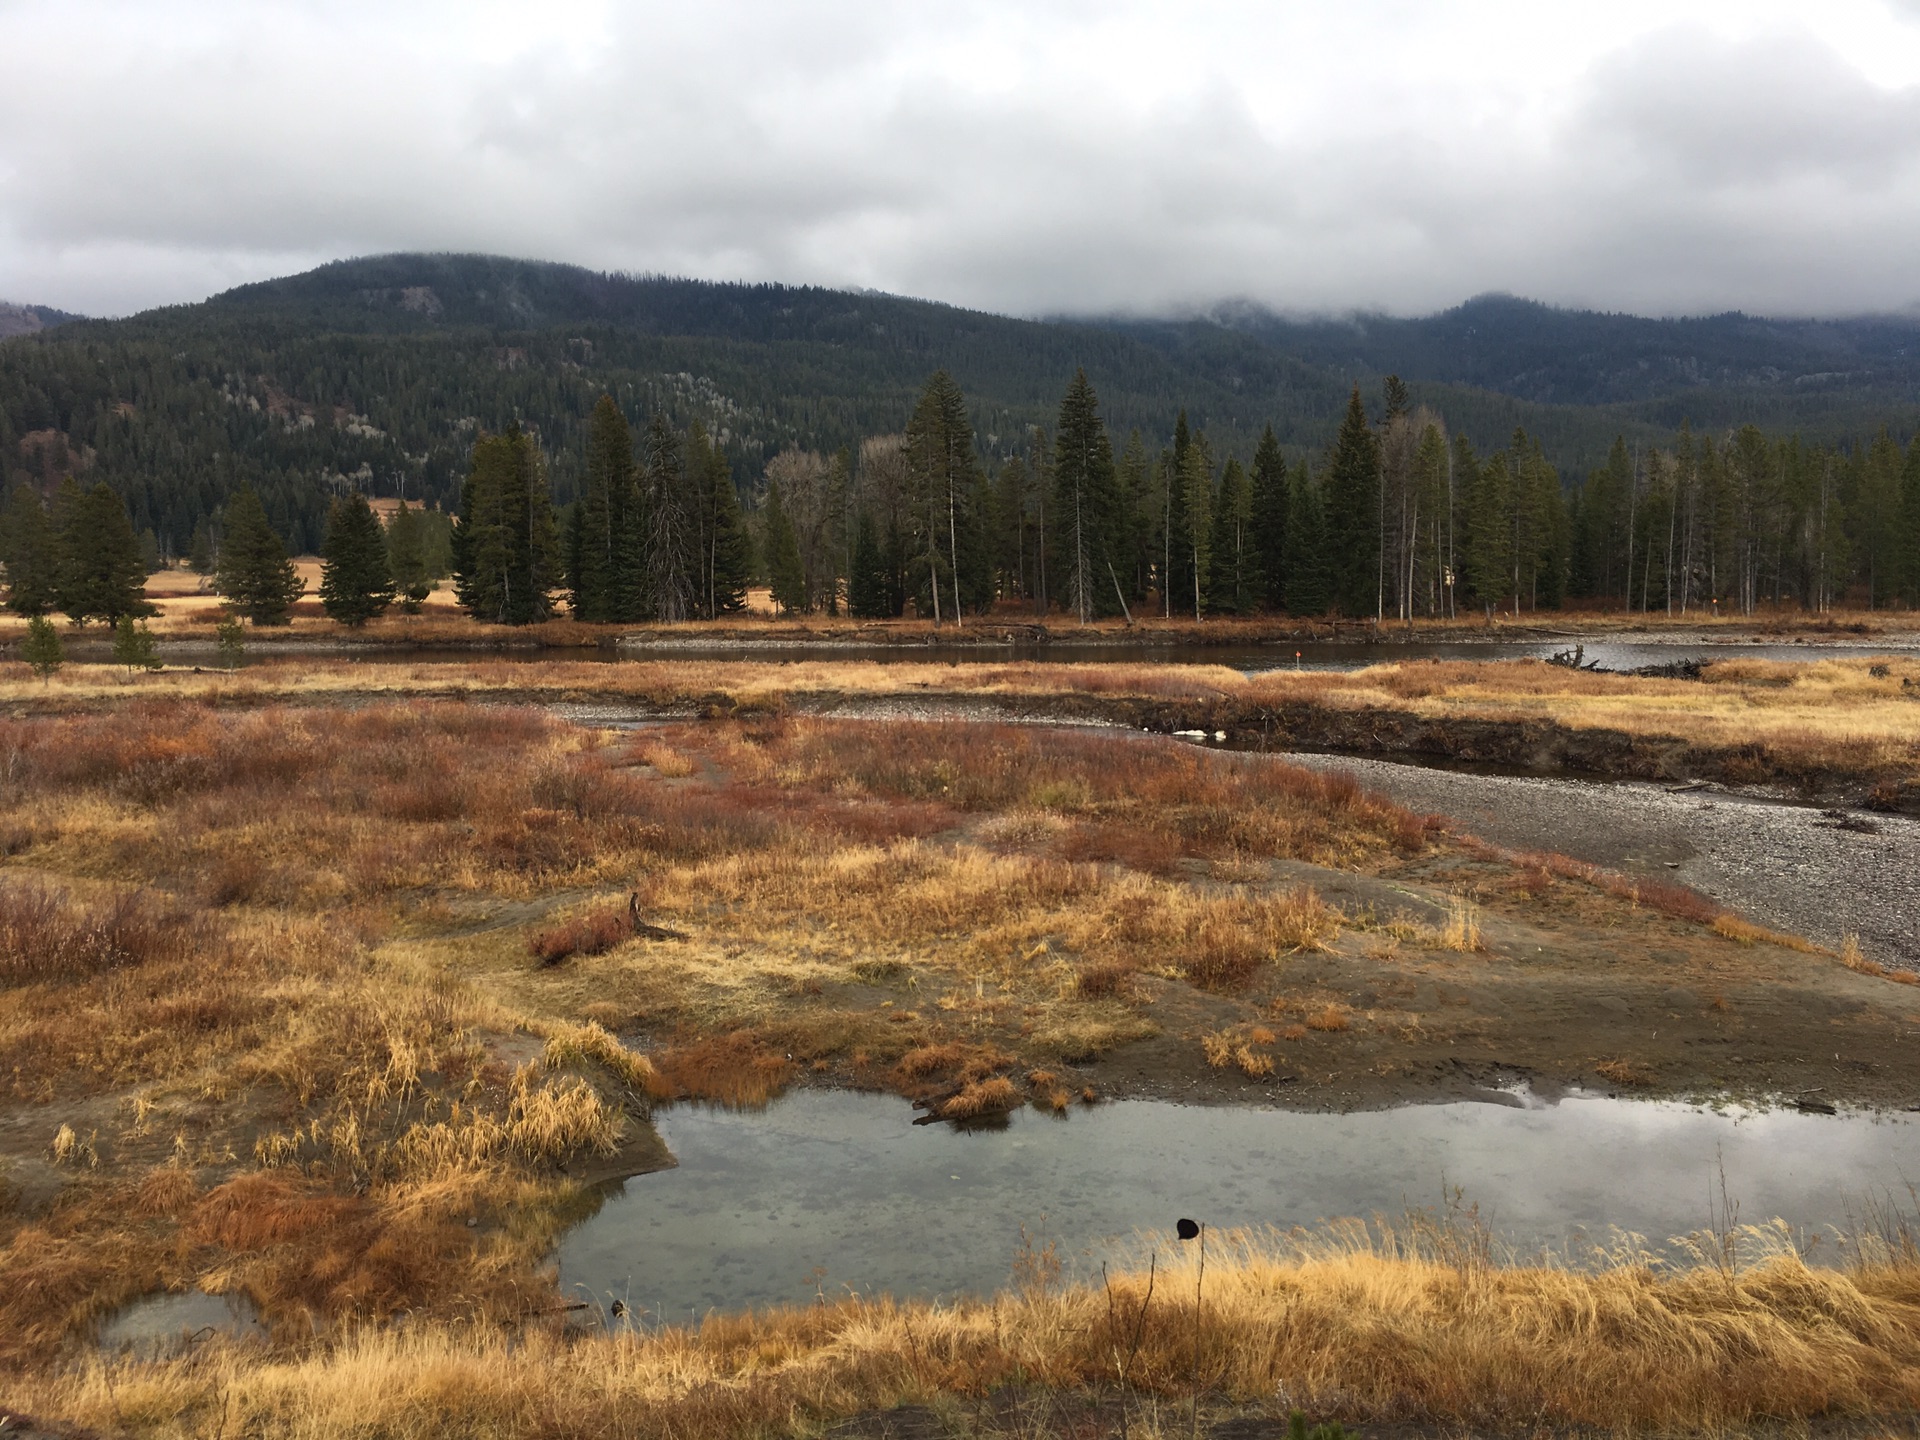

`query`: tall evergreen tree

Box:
[1164,410,1196,615]
[905,371,979,625]
[1284,463,1332,616]
[1323,387,1382,617]
[1250,425,1290,612]
[1207,456,1254,614]
[58,482,152,624]
[1177,432,1213,620]
[848,510,893,618]
[215,484,305,625]
[696,428,751,616]
[452,425,559,625]
[763,481,807,614]
[386,498,434,611]
[1,483,60,616]
[319,491,396,626]
[1900,436,1920,606]
[186,517,216,575]
[1050,369,1121,622]
[642,413,697,622]
[571,394,638,622]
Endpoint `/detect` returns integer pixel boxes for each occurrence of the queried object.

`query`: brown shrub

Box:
[528,903,636,966]
[1305,1004,1351,1033]
[0,883,200,987]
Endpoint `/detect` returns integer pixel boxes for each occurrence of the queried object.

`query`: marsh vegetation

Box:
[2,655,1918,1435]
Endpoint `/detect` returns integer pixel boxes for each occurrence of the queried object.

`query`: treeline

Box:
[744,370,1920,623]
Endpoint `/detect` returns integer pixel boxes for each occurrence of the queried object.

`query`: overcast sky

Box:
[7,1,1920,320]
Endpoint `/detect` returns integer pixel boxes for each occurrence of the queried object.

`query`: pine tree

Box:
[187,518,216,575]
[701,435,751,616]
[1250,426,1290,612]
[1207,457,1253,614]
[2,483,59,616]
[386,499,434,611]
[763,481,807,614]
[1164,410,1195,615]
[57,482,151,625]
[1323,387,1383,618]
[1900,437,1920,606]
[22,613,61,682]
[319,491,396,626]
[216,614,245,670]
[452,426,559,625]
[642,413,696,622]
[571,395,637,621]
[1177,433,1213,620]
[215,484,306,625]
[848,510,892,618]
[111,614,159,675]
[1284,463,1332,616]
[1050,369,1121,622]
[906,371,979,626]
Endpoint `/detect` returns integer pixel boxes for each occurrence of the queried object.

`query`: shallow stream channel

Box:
[554,1090,1920,1326]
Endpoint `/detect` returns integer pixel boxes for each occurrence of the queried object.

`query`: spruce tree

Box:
[1284,463,1333,616]
[906,371,980,625]
[2,483,59,616]
[216,614,246,670]
[216,485,305,625]
[319,492,396,626]
[763,481,807,615]
[1900,436,1920,606]
[848,510,892,618]
[571,395,637,621]
[1177,434,1213,621]
[187,518,216,575]
[1049,369,1121,622]
[452,426,559,625]
[386,499,433,611]
[642,413,697,622]
[1207,457,1254,615]
[22,613,61,682]
[57,482,150,624]
[1323,387,1382,617]
[1164,410,1195,614]
[1250,426,1290,612]
[111,614,159,675]
[690,423,749,617]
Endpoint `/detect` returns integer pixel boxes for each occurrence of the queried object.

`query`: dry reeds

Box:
[17,1224,1920,1436]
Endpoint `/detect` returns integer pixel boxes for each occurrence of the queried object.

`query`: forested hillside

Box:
[2,253,1918,622]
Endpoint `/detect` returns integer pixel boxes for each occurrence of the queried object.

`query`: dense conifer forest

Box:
[4,252,1920,622]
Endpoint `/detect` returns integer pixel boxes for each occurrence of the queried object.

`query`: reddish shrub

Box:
[0,883,200,987]
[528,903,636,966]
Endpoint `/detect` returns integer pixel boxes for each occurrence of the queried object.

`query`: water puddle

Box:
[557,1090,1920,1324]
[97,1289,266,1355]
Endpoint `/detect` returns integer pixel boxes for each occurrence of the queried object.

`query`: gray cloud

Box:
[5,2,1920,317]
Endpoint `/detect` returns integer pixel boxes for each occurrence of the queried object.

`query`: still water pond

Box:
[558,1091,1920,1323]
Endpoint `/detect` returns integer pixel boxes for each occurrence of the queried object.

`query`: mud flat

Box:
[1278,752,1920,970]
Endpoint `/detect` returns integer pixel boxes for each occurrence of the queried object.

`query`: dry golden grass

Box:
[7,648,1914,794]
[12,1222,1920,1437]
